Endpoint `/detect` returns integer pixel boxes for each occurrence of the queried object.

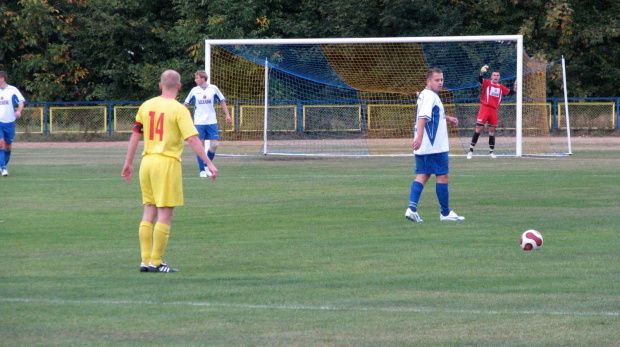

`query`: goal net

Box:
[205,36,570,156]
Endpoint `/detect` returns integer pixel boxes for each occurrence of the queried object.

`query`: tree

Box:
[70,0,192,101]
[2,0,619,100]
[271,0,464,38]
[171,0,282,69]
[452,0,620,97]
[0,0,88,101]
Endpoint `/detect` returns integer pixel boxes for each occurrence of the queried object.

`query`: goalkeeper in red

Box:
[467,65,516,159]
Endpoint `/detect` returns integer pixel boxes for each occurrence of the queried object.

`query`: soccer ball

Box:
[520,230,543,251]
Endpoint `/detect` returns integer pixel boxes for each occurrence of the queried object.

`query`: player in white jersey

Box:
[183,70,231,178]
[405,68,465,222]
[0,71,25,177]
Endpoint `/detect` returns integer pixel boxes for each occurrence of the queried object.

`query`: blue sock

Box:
[0,150,5,169]
[196,156,205,172]
[408,181,424,211]
[207,150,215,161]
[4,150,10,165]
[436,183,450,216]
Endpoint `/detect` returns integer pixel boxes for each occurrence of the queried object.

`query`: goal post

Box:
[516,36,524,157]
[205,35,569,157]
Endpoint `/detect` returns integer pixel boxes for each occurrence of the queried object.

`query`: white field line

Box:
[2,297,618,317]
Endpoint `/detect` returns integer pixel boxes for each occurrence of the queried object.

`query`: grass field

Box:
[1,138,618,346]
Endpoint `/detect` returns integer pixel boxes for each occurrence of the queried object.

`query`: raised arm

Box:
[479,65,488,84]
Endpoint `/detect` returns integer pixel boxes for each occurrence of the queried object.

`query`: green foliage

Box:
[69,0,191,101]
[0,0,88,101]
[453,0,620,97]
[272,0,463,38]
[1,0,619,100]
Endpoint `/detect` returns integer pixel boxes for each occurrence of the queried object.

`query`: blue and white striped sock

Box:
[408,181,424,211]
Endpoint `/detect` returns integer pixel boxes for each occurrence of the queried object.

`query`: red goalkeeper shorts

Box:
[476,104,499,127]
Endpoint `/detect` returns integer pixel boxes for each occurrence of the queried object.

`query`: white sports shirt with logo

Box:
[414,88,449,155]
[183,84,226,125]
[0,85,26,123]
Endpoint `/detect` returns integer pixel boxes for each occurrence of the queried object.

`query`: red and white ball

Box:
[520,230,543,251]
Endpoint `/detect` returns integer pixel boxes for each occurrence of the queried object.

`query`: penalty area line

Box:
[2,297,618,317]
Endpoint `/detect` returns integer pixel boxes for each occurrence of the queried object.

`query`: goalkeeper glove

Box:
[480,65,489,73]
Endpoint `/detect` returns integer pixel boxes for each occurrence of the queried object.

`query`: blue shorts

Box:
[0,122,16,144]
[195,124,220,140]
[414,152,449,175]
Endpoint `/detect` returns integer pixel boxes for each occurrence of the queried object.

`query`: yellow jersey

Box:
[135,96,198,161]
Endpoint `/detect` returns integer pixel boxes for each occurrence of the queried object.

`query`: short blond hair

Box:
[195,70,208,80]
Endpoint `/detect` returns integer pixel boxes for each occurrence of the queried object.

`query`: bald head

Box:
[158,70,182,99]
[160,70,181,90]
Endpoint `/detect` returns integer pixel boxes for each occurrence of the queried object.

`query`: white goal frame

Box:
[205,36,570,157]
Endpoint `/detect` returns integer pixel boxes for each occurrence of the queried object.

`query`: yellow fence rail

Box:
[16,100,620,135]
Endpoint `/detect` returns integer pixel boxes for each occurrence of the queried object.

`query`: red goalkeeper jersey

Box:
[480,79,511,109]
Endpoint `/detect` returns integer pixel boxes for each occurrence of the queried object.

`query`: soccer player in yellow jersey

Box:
[122,69,218,273]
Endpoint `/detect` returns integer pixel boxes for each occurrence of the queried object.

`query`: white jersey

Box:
[0,85,26,123]
[414,88,449,155]
[183,84,226,125]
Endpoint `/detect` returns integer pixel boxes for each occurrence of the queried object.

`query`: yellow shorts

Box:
[139,154,184,207]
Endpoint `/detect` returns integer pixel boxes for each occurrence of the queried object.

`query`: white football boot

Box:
[440,211,465,221]
[405,208,423,222]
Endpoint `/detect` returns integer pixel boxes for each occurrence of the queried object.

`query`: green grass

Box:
[1,142,618,346]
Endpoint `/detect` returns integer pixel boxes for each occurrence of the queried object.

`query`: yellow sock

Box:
[139,222,153,265]
[150,222,170,267]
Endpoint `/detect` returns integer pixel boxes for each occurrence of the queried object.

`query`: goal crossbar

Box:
[205,35,522,45]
